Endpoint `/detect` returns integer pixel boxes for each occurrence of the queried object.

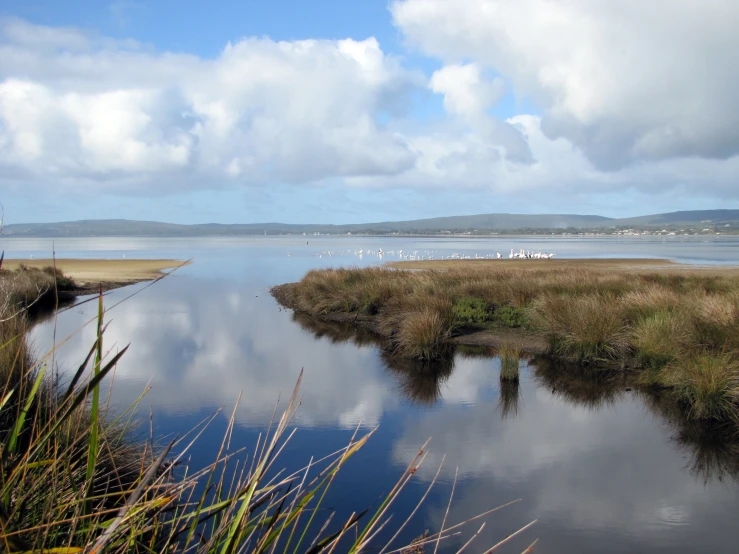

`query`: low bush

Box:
[493,304,527,328]
[452,296,492,325]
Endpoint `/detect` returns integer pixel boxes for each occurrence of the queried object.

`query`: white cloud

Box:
[392,0,739,169]
[1,12,738,211]
[0,18,419,193]
[429,64,503,119]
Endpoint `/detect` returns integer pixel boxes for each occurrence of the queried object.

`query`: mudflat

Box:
[2,258,188,285]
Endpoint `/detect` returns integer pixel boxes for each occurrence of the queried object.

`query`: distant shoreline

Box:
[3,232,739,240]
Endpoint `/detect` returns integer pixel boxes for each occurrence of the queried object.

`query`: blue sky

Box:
[0,0,738,224]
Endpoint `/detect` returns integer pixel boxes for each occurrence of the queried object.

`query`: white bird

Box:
[509,249,514,259]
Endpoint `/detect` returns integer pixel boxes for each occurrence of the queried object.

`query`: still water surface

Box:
[7,235,739,553]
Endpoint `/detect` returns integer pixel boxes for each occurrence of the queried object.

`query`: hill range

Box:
[2,210,739,238]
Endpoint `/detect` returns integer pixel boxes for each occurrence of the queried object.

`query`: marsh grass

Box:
[279,265,739,425]
[498,344,521,382]
[0,267,533,552]
[663,353,739,422]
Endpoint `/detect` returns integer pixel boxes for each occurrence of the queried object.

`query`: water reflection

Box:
[30,278,398,429]
[530,358,626,410]
[290,311,456,405]
[638,390,739,484]
[23,238,739,554]
[383,352,454,406]
[498,380,521,419]
[289,309,739,488]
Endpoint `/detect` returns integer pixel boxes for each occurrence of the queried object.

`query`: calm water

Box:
[7,235,739,553]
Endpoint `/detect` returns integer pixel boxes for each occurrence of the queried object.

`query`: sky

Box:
[1,0,738,224]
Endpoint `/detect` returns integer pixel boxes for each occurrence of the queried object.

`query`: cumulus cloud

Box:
[429,63,533,163]
[393,0,739,169]
[1,12,738,210]
[0,18,419,192]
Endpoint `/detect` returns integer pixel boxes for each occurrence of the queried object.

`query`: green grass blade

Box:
[6,364,46,456]
[85,289,104,492]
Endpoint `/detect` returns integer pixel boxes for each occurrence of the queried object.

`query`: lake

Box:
[8,235,739,553]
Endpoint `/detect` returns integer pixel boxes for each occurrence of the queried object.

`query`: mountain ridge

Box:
[2,210,739,237]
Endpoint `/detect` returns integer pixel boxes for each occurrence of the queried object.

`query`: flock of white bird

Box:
[287,247,557,261]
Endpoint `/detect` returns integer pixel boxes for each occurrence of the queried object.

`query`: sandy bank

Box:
[386,257,739,274]
[2,258,188,289]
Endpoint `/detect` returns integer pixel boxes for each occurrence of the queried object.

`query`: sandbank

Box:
[2,258,188,288]
[386,257,739,274]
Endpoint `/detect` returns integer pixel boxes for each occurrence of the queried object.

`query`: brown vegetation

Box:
[274,264,739,424]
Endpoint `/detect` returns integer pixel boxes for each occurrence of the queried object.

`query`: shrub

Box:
[494,304,527,328]
[452,296,492,325]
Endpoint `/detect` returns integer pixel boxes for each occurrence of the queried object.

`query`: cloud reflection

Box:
[28,271,739,553]
[30,277,398,429]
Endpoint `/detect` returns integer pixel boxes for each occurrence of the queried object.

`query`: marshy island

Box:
[273,258,739,427]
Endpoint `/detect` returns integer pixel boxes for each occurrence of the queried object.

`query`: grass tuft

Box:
[663,352,739,421]
[498,344,521,382]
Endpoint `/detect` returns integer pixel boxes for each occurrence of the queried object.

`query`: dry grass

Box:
[497,344,521,382]
[662,353,739,421]
[277,264,739,424]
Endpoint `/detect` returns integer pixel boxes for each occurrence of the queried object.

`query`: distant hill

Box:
[2,210,739,237]
[615,210,739,227]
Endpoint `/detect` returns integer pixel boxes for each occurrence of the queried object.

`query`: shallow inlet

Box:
[13,235,739,553]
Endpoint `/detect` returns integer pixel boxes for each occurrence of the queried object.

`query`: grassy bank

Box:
[0,264,76,315]
[0,266,529,551]
[273,264,739,424]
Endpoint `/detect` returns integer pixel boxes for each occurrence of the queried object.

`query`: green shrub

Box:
[452,296,492,325]
[494,304,527,328]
